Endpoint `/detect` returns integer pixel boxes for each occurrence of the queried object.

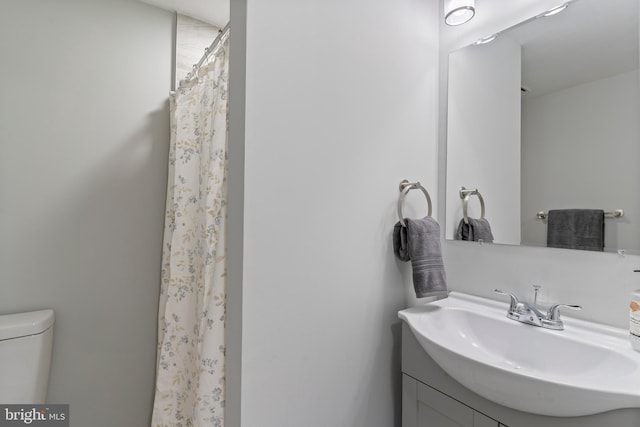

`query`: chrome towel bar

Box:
[397,180,432,227]
[536,209,624,221]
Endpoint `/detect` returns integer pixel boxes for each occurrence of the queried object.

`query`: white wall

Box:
[521,69,640,250]
[0,1,173,426]
[440,0,640,330]
[446,36,521,244]
[228,0,440,425]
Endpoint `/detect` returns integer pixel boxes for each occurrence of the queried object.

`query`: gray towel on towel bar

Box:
[456,218,494,243]
[393,217,448,299]
[546,209,604,251]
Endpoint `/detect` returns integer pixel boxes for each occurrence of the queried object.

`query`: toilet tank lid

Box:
[0,309,54,340]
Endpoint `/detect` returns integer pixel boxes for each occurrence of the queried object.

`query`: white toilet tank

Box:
[0,309,54,404]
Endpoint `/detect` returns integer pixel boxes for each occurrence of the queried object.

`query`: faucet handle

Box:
[494,289,519,311]
[546,303,582,321]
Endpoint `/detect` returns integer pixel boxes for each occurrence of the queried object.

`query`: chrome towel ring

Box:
[397,180,433,227]
[459,187,485,224]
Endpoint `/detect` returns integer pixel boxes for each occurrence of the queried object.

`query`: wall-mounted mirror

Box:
[445,0,640,253]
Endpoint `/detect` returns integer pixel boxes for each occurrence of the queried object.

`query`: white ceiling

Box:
[139,0,229,27]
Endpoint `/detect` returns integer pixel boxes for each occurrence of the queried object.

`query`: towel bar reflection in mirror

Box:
[536,209,624,221]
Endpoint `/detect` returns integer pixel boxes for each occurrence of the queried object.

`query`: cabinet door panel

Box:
[474,412,499,427]
[417,381,473,427]
[403,375,418,427]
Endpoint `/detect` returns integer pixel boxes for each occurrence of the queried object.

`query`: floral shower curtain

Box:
[151,26,229,427]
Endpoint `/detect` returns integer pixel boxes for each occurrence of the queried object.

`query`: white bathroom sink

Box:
[398,292,640,417]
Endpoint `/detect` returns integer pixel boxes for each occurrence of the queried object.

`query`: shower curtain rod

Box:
[183,21,230,83]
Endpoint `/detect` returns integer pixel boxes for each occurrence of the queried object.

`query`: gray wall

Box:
[0,1,173,425]
[228,0,440,425]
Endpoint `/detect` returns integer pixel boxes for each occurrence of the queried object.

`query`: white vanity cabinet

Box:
[401,323,640,427]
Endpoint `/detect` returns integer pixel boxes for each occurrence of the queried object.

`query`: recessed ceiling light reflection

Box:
[475,34,498,45]
[541,2,570,17]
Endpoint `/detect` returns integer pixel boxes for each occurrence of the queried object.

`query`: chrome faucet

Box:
[494,289,581,330]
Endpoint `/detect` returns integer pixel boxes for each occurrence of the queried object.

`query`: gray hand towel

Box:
[546,209,604,251]
[393,217,448,299]
[456,217,494,243]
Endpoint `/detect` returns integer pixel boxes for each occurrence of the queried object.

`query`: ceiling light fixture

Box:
[444,0,476,26]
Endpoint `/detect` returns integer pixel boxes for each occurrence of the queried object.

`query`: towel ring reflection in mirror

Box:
[459,187,485,224]
[398,180,433,227]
